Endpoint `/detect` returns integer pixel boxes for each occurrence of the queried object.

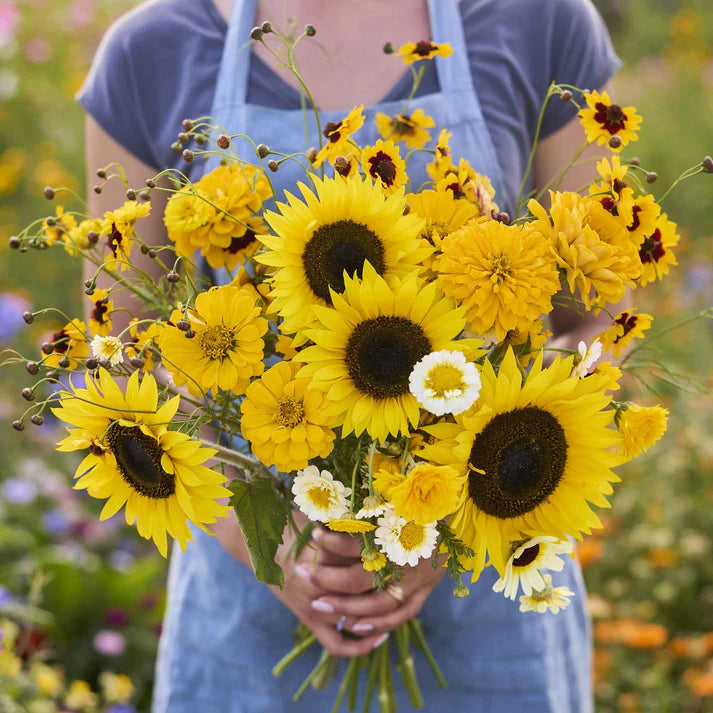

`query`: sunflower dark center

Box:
[594,102,627,134]
[228,230,257,254]
[302,220,386,303]
[639,228,665,264]
[107,423,175,499]
[345,316,431,399]
[513,542,540,568]
[368,151,398,186]
[467,407,567,519]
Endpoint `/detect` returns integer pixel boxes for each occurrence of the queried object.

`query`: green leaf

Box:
[229,477,287,588]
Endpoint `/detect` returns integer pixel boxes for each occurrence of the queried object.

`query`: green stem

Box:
[362,651,379,713]
[395,623,423,708]
[409,619,447,689]
[377,639,396,713]
[292,648,330,701]
[348,658,362,711]
[272,632,317,677]
[331,658,360,713]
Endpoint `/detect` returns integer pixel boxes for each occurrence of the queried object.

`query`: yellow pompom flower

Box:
[32,662,64,697]
[240,361,336,472]
[360,140,408,194]
[616,403,668,459]
[437,220,559,341]
[87,288,113,336]
[361,548,387,571]
[638,213,680,286]
[52,369,231,556]
[578,90,642,150]
[387,463,464,524]
[163,188,216,256]
[159,285,267,396]
[256,175,430,335]
[375,108,435,149]
[296,264,465,440]
[597,309,653,358]
[44,318,90,369]
[201,214,268,272]
[397,40,453,64]
[314,105,365,167]
[326,516,377,533]
[420,349,624,580]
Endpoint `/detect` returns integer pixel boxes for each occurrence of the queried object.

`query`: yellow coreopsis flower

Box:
[578,90,642,150]
[87,288,113,336]
[638,213,680,286]
[397,40,453,64]
[375,108,435,149]
[66,217,104,255]
[434,158,498,215]
[360,139,408,194]
[597,309,653,358]
[125,318,162,372]
[43,205,77,246]
[314,105,365,167]
[616,403,668,459]
[102,200,151,271]
[44,318,90,369]
[64,680,98,711]
[426,128,453,181]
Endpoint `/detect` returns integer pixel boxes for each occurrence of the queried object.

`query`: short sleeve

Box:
[540,0,622,138]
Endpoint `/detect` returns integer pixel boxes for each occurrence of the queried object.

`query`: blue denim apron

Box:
[152,1,593,711]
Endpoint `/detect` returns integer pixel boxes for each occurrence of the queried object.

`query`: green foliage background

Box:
[0,1,712,711]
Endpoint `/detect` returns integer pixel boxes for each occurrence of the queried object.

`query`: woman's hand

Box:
[306,528,447,638]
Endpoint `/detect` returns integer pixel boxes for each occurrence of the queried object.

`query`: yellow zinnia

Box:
[397,40,453,64]
[52,369,231,556]
[159,285,267,396]
[616,403,668,459]
[295,264,466,440]
[360,140,408,194]
[437,220,559,341]
[240,361,336,472]
[578,90,642,150]
[375,108,435,149]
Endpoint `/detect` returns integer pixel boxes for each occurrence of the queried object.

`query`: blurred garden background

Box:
[1,0,712,711]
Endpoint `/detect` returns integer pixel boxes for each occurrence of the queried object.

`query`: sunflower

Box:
[437,220,559,341]
[159,285,267,397]
[240,361,336,472]
[314,105,365,167]
[87,288,113,336]
[52,369,231,556]
[597,309,653,358]
[615,403,668,459]
[256,175,430,335]
[295,264,465,440]
[396,40,453,64]
[420,348,623,580]
[375,108,435,149]
[638,213,680,286]
[578,90,642,150]
[44,319,90,369]
[360,140,408,194]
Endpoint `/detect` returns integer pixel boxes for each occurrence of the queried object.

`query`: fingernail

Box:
[352,623,374,633]
[372,633,389,649]
[294,564,311,581]
[311,527,323,541]
[311,600,334,614]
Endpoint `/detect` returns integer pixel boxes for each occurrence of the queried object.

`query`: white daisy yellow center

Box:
[90,335,123,366]
[398,521,426,550]
[306,485,334,510]
[292,465,351,522]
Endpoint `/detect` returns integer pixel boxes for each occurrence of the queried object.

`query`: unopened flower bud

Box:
[182,118,194,131]
[608,135,622,149]
[702,155,713,173]
[129,356,145,369]
[167,271,180,283]
[138,189,151,201]
[334,155,348,169]
[85,357,99,370]
[256,143,270,158]
[217,134,231,149]
[43,186,55,200]
[646,171,658,184]
[145,178,156,188]
[267,159,279,172]
[383,42,394,54]
[21,388,35,401]
[96,168,107,179]
[58,357,70,368]
[184,329,196,339]
[177,132,188,144]
[148,249,157,258]
[306,147,318,163]
[629,157,640,166]
[261,21,272,33]
[26,361,39,375]
[85,286,95,296]
[12,419,25,432]
[182,149,194,163]
[126,188,137,200]
[31,414,44,426]
[140,244,149,254]
[559,90,572,102]
[45,217,56,227]
[46,370,59,381]
[94,185,103,194]
[497,211,511,225]
[195,134,206,145]
[305,24,316,37]
[176,319,191,332]
[250,26,263,41]
[171,141,182,153]
[9,236,21,249]
[87,231,99,244]
[41,342,54,355]
[22,311,34,324]
[453,585,470,598]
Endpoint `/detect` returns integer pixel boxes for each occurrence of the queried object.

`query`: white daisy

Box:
[374,505,438,567]
[492,536,573,600]
[292,466,351,522]
[356,494,386,519]
[408,350,481,416]
[571,338,603,378]
[519,574,575,614]
[90,335,124,366]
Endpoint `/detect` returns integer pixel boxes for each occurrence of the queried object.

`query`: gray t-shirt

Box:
[77,0,620,211]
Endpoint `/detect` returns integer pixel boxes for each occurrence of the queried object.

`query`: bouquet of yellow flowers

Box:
[4,19,712,713]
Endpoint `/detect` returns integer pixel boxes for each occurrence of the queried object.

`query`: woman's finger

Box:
[312,621,388,659]
[311,589,400,622]
[349,587,431,635]
[307,562,374,594]
[312,527,362,558]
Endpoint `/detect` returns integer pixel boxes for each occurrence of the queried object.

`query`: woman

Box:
[79,0,621,710]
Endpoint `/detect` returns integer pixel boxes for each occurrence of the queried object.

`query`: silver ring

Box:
[386,583,405,604]
[336,615,346,633]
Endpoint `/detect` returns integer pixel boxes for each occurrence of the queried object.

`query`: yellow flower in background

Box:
[387,462,464,524]
[616,403,668,459]
[361,548,387,571]
[103,200,151,238]
[437,220,559,341]
[333,154,361,180]
[102,201,151,271]
[275,334,298,360]
[578,90,642,150]
[64,680,98,711]
[426,128,453,181]
[99,672,135,703]
[0,147,27,194]
[43,205,77,246]
[125,319,162,371]
[375,108,435,149]
[44,318,90,369]
[397,40,453,64]
[421,349,623,580]
[240,361,336,472]
[66,217,104,256]
[314,104,365,167]
[625,193,661,247]
[360,139,408,194]
[326,516,376,533]
[598,309,653,357]
[638,213,680,286]
[52,369,231,557]
[160,285,267,396]
[296,265,465,440]
[592,361,622,392]
[257,175,430,335]
[31,662,64,697]
[496,319,552,367]
[87,288,113,336]
[0,619,21,678]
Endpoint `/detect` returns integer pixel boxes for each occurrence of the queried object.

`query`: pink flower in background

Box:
[93,630,126,657]
[67,0,94,28]
[0,1,19,47]
[24,36,51,63]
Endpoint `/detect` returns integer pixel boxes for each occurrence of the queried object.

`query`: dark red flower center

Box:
[613,178,627,194]
[394,115,416,136]
[613,312,637,344]
[91,300,109,326]
[368,151,397,187]
[600,196,618,215]
[228,230,257,254]
[323,120,343,143]
[414,40,437,56]
[107,222,124,258]
[594,102,627,135]
[513,543,541,568]
[628,205,642,233]
[639,228,665,264]
[51,328,70,354]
